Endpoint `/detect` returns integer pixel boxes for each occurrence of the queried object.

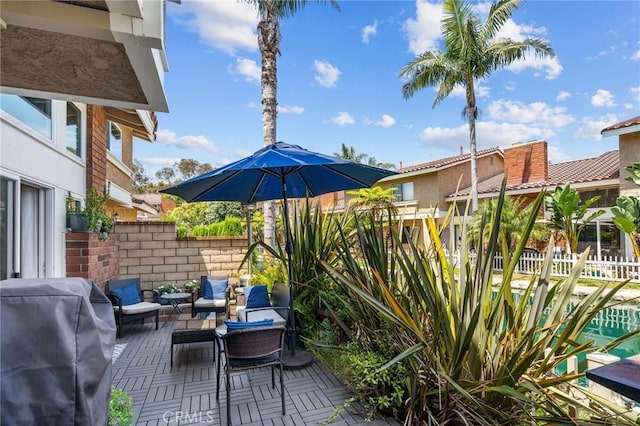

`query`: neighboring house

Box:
[133,193,163,220]
[449,140,620,257]
[375,147,505,245]
[0,1,172,281]
[601,116,640,197]
[372,138,626,258]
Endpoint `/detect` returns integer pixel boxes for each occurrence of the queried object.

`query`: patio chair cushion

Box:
[245,285,270,308]
[116,301,161,315]
[224,318,274,330]
[194,297,226,308]
[110,284,141,306]
[204,278,228,300]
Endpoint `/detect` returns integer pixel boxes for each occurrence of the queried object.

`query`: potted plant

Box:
[84,187,114,242]
[66,192,88,232]
[183,279,199,302]
[66,188,115,242]
[155,283,181,304]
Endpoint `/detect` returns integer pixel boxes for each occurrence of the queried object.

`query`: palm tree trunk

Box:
[258,12,279,248]
[468,108,478,212]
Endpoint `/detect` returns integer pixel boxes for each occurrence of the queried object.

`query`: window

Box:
[392,182,414,202]
[0,94,52,139]
[66,103,81,157]
[107,121,122,160]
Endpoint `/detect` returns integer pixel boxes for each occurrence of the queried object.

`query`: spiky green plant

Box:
[245,201,350,339]
[322,180,639,424]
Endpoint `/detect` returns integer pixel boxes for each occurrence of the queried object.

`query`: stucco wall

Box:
[619,133,640,196]
[114,221,248,291]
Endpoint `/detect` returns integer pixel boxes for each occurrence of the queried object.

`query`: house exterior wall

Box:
[619,132,640,196]
[114,221,248,292]
[86,105,108,192]
[0,99,87,279]
[107,127,134,193]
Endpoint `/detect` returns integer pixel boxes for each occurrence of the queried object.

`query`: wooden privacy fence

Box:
[455,252,640,283]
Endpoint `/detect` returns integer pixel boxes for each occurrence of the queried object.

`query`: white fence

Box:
[456,252,640,283]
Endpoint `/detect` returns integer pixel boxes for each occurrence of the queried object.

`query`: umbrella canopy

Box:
[161,142,397,359]
[162,141,397,203]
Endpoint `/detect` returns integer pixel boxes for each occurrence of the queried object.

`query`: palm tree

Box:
[467,195,547,253]
[334,143,367,163]
[347,186,398,221]
[400,0,554,211]
[248,0,339,248]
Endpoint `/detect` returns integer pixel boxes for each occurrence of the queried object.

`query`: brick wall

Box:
[114,221,248,291]
[504,140,548,186]
[65,232,120,292]
[86,105,108,191]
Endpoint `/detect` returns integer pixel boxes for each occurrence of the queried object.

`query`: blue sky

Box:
[135,0,640,178]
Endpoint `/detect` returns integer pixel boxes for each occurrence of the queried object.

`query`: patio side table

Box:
[170,314,217,367]
[161,292,191,318]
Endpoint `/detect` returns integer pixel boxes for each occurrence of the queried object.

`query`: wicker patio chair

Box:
[216,326,286,425]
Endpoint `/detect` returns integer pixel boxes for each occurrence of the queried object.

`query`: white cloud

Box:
[247,102,259,109]
[630,86,640,103]
[364,114,396,128]
[403,0,443,55]
[591,89,616,107]
[156,129,220,154]
[504,81,516,91]
[314,60,341,88]
[174,0,258,55]
[420,121,555,150]
[330,112,355,126]
[362,20,378,44]
[556,91,571,101]
[278,105,304,115]
[631,50,640,61]
[232,58,260,83]
[507,55,563,80]
[573,114,618,140]
[487,100,574,128]
[546,145,573,164]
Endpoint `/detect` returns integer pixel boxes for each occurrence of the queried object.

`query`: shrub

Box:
[108,386,133,426]
[322,181,640,424]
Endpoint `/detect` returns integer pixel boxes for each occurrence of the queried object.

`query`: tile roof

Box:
[398,147,502,174]
[601,116,640,134]
[453,150,620,196]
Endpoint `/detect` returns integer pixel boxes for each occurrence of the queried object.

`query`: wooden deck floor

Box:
[111,321,400,425]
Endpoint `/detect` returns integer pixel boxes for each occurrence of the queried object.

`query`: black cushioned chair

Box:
[191,275,229,318]
[106,278,161,338]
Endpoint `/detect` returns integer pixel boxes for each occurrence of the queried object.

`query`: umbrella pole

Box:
[282,177,296,356]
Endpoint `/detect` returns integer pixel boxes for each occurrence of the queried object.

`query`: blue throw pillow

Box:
[204,278,227,300]
[245,285,270,308]
[111,284,140,306]
[224,319,274,330]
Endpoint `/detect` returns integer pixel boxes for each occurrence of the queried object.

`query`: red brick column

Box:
[66,233,120,292]
[86,105,108,191]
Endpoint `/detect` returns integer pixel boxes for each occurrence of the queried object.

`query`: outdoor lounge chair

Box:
[236,282,290,325]
[191,275,230,318]
[216,325,286,425]
[106,278,161,338]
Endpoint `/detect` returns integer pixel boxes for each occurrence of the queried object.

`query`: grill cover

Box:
[1,278,116,425]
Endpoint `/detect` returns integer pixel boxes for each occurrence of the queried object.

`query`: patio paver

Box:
[112,322,400,425]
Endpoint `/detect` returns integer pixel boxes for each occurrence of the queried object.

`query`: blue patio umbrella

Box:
[161,142,397,359]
